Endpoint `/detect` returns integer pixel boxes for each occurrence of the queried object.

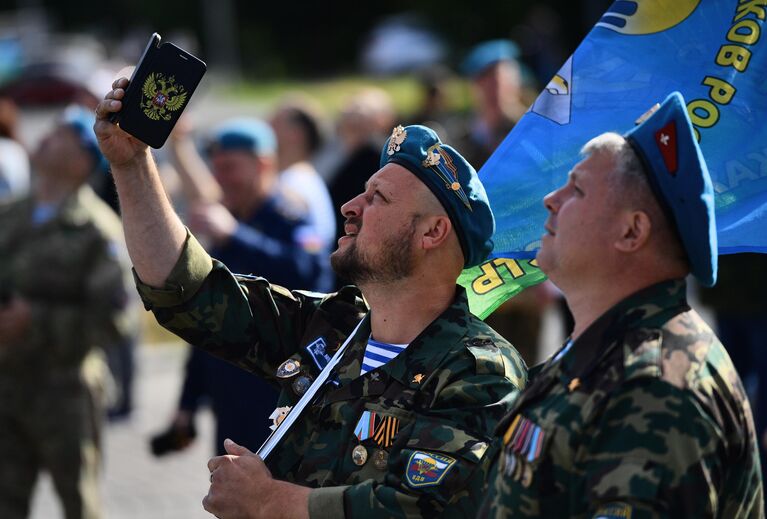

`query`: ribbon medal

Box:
[500,414,546,487]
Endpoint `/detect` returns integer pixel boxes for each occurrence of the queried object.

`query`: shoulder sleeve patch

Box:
[405,451,457,488]
[623,328,662,382]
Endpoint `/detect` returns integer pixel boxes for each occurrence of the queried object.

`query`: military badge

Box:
[268,406,292,431]
[421,144,472,210]
[276,358,301,378]
[387,125,407,156]
[372,415,399,448]
[305,337,331,370]
[141,73,188,121]
[405,451,456,488]
[352,444,368,466]
[373,449,388,471]
[501,414,546,483]
[353,410,378,441]
[291,375,312,396]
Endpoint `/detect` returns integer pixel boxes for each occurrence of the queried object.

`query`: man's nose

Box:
[340,192,364,218]
[543,188,561,214]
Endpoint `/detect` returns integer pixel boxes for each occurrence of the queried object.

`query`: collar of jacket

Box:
[324,286,473,402]
[559,278,690,381]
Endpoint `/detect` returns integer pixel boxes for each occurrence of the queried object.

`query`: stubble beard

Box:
[331,220,417,285]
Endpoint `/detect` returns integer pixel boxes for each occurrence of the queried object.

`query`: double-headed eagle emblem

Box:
[142,73,187,121]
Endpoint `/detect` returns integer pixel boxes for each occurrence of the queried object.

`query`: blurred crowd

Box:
[0,28,766,519]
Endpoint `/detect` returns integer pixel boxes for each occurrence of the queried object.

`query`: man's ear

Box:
[614,210,652,253]
[421,215,453,251]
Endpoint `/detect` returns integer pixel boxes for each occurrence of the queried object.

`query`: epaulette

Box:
[622,327,663,382]
[465,337,507,377]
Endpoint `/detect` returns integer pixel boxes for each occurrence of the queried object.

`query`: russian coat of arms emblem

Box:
[141,72,188,121]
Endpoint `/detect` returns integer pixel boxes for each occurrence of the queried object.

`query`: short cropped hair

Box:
[582,132,689,266]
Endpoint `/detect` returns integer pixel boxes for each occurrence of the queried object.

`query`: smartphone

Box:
[110,33,206,149]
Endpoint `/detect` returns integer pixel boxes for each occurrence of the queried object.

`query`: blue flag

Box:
[482,0,767,261]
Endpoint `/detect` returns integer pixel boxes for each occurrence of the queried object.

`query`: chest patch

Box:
[405,451,456,488]
[304,336,340,386]
[305,337,331,370]
[594,502,633,519]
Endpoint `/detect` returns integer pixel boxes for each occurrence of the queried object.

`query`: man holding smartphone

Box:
[95,78,526,519]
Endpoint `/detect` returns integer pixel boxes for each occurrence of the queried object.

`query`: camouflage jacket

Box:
[136,233,527,518]
[479,279,764,518]
[0,185,135,388]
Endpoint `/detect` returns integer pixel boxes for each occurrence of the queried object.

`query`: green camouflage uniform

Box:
[136,232,527,518]
[0,185,135,519]
[479,279,764,518]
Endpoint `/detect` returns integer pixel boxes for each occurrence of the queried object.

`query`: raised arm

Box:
[93,77,187,287]
[167,118,223,205]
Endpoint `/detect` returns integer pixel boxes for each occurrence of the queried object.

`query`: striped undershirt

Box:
[360,338,408,375]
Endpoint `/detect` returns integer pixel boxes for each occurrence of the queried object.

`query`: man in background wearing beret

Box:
[480,92,764,518]
[94,78,526,518]
[0,107,136,518]
[153,118,332,457]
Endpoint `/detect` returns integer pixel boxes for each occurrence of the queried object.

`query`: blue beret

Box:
[208,118,276,156]
[461,39,519,78]
[380,124,495,268]
[624,91,718,286]
[62,105,107,172]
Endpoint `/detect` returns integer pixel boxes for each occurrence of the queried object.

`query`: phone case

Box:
[111,33,206,148]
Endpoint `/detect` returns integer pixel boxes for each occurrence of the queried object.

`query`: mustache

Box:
[344,217,362,231]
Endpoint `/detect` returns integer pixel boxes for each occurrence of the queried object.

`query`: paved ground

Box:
[30,342,216,519]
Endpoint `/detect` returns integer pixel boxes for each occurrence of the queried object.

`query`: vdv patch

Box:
[405,451,456,488]
[305,337,340,386]
[594,502,632,519]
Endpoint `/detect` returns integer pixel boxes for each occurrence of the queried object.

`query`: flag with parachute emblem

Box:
[462,0,767,319]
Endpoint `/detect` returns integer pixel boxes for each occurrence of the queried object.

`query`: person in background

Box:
[456,39,528,169]
[271,97,336,291]
[700,253,767,486]
[0,107,135,519]
[326,88,395,275]
[0,97,30,204]
[153,118,331,455]
[454,39,552,365]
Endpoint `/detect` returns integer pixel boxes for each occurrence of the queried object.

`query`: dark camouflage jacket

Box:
[479,279,764,518]
[136,233,527,518]
[0,186,135,390]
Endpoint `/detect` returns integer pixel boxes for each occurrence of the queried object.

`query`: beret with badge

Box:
[623,91,718,286]
[380,124,495,268]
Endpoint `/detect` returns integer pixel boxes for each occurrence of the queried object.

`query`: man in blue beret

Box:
[480,92,764,518]
[458,40,548,371]
[95,77,526,519]
[455,39,527,170]
[0,106,136,518]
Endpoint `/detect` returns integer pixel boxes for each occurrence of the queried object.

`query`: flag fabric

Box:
[461,0,767,318]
